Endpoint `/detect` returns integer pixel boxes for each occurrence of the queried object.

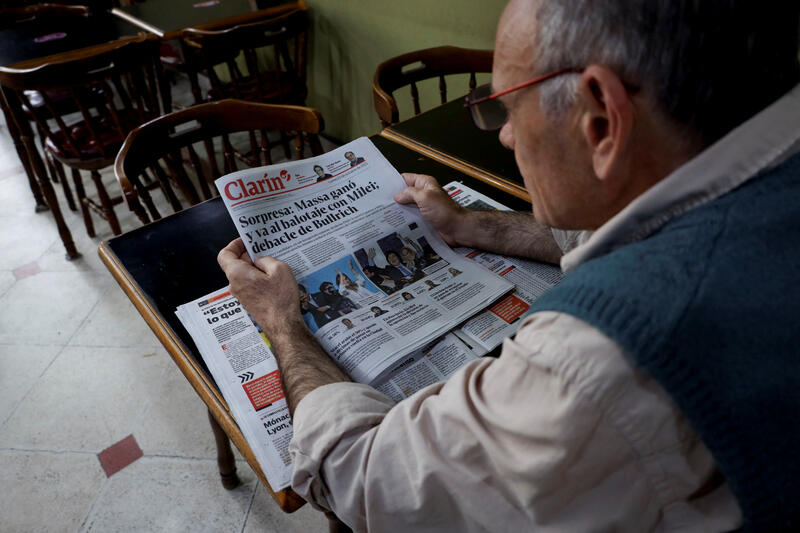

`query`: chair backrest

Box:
[115,98,325,224]
[372,46,494,127]
[0,3,90,28]
[0,35,170,166]
[180,7,309,106]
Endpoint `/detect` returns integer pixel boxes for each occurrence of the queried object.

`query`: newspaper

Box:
[176,289,479,491]
[214,137,513,384]
[442,181,565,354]
[176,289,293,489]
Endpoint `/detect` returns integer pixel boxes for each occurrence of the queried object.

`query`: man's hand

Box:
[394,173,470,246]
[217,238,305,342]
[217,238,350,415]
[395,173,565,264]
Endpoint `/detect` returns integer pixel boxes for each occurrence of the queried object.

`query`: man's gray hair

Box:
[532,0,800,145]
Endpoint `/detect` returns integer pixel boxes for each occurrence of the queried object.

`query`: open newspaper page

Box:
[176,290,482,492]
[370,333,478,401]
[214,137,513,383]
[442,181,565,354]
[175,288,293,491]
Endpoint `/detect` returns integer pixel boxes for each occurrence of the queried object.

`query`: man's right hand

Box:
[394,173,470,247]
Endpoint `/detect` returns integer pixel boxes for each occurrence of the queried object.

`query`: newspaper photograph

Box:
[442,181,565,353]
[214,137,513,383]
[176,288,293,491]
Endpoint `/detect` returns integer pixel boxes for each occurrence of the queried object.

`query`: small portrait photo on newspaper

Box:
[297,255,383,333]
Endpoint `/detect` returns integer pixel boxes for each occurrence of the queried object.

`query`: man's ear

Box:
[576,65,634,181]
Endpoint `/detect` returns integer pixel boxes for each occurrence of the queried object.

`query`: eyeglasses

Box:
[464,67,583,131]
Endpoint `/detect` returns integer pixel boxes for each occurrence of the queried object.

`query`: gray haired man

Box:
[219,1,800,530]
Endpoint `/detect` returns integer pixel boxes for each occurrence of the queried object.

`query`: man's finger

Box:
[218,238,248,270]
[401,172,438,189]
[394,185,421,205]
[254,255,291,277]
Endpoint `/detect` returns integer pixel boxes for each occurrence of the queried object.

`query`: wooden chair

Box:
[372,46,494,127]
[114,98,324,225]
[180,7,309,106]
[0,35,171,237]
[0,3,95,214]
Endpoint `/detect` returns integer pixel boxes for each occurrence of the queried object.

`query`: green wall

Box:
[304,1,506,142]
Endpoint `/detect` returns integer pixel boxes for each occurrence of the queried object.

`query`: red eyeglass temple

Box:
[466,67,583,106]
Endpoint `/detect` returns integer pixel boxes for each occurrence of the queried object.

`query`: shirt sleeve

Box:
[289,312,740,533]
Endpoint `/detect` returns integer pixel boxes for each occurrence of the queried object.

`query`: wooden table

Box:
[111,0,302,39]
[98,135,529,519]
[0,11,143,259]
[379,96,530,203]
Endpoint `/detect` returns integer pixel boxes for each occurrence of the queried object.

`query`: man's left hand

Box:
[217,238,307,341]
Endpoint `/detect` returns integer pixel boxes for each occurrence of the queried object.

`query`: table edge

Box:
[379,128,531,203]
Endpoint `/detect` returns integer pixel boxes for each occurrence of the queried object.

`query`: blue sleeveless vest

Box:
[530,152,800,531]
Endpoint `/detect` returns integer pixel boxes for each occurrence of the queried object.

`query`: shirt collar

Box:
[561,83,800,272]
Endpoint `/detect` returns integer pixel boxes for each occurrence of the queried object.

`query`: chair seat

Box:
[22,86,107,118]
[206,73,305,104]
[45,109,154,163]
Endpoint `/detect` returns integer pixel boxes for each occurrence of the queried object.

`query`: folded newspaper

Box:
[176,137,562,491]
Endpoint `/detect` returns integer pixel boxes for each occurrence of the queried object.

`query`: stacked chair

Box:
[180,7,309,106]
[372,45,493,127]
[0,35,170,236]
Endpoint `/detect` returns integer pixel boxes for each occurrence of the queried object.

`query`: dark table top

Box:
[0,11,142,67]
[384,97,525,190]
[112,0,295,38]
[103,135,530,382]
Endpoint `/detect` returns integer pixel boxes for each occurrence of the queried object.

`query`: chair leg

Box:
[71,168,96,238]
[90,170,122,236]
[22,135,79,259]
[207,409,241,490]
[51,157,76,212]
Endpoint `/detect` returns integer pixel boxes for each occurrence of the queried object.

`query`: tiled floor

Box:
[0,81,330,532]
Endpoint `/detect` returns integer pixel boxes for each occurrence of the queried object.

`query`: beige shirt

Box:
[289,84,800,532]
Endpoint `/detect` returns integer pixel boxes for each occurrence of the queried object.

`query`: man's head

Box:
[371,306,382,314]
[319,281,336,294]
[344,151,356,162]
[400,247,416,263]
[313,165,326,178]
[342,318,355,329]
[386,251,402,266]
[493,0,800,229]
[402,292,414,300]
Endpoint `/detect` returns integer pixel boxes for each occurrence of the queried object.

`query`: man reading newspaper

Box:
[218,0,800,530]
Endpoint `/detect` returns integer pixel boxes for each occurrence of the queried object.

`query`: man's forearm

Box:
[455,210,563,264]
[268,326,351,415]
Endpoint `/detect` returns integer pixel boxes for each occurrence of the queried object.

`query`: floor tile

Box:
[0,270,110,344]
[98,434,144,477]
[0,214,59,271]
[12,261,41,280]
[70,284,162,348]
[0,345,168,451]
[133,363,222,460]
[0,270,14,297]
[0,449,106,533]
[243,483,330,533]
[0,171,44,216]
[36,230,106,273]
[80,457,256,533]
[0,343,62,425]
